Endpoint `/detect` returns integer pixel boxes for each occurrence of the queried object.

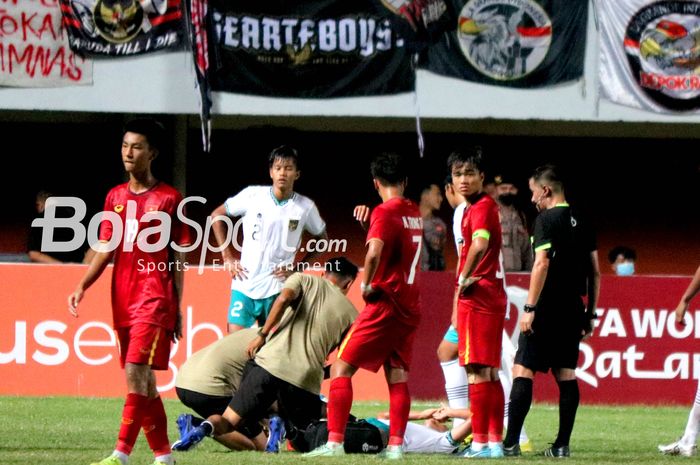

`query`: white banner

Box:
[0,0,92,87]
[597,0,700,113]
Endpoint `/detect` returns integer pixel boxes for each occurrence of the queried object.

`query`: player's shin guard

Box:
[142,396,171,456]
[116,393,149,455]
[503,377,532,448]
[327,376,353,444]
[555,379,579,447]
[388,382,411,446]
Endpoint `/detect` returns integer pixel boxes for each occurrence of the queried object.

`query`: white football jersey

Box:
[224,186,326,299]
[453,201,467,254]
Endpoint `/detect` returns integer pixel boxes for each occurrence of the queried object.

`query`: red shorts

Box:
[457,300,504,368]
[116,323,172,370]
[337,300,418,373]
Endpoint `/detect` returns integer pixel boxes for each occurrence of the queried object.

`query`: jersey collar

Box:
[270,187,295,206]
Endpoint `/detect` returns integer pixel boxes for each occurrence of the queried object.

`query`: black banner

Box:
[203,0,415,97]
[60,0,185,56]
[420,0,588,87]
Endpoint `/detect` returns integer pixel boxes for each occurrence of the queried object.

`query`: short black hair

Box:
[269,145,299,169]
[326,257,359,280]
[370,152,407,186]
[608,246,637,264]
[447,146,485,173]
[531,164,564,194]
[123,118,165,152]
[443,173,453,188]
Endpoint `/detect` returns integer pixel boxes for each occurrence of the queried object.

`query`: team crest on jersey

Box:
[288,219,299,232]
[624,1,700,110]
[457,0,552,80]
[114,204,124,213]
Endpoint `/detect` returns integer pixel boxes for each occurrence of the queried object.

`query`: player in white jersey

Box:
[210,146,327,333]
[437,174,530,449]
[368,407,471,454]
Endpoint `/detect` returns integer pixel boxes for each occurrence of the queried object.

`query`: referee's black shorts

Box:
[514,300,586,373]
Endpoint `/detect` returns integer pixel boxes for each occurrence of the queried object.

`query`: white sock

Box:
[470,441,486,451]
[154,453,173,465]
[111,451,128,465]
[326,441,343,448]
[681,380,700,448]
[488,441,503,449]
[441,359,469,426]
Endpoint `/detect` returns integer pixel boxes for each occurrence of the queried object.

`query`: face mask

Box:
[616,261,635,276]
[498,193,517,206]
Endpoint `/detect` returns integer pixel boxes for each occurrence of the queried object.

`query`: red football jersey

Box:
[458,193,506,312]
[99,182,192,330]
[366,197,422,323]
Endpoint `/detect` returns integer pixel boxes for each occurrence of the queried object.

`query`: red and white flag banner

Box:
[597,0,700,113]
[0,0,92,87]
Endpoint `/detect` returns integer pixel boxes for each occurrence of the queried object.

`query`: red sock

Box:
[116,393,148,455]
[487,380,505,443]
[142,396,171,456]
[469,383,488,444]
[388,382,410,446]
[327,377,353,443]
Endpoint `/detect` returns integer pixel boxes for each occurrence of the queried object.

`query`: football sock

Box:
[441,360,469,426]
[680,380,700,447]
[503,377,532,448]
[116,393,148,455]
[487,380,505,443]
[110,451,128,465]
[142,396,171,456]
[388,382,410,446]
[327,376,352,444]
[469,382,488,444]
[555,379,579,447]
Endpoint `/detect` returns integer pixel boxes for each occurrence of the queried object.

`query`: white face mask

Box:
[615,261,635,276]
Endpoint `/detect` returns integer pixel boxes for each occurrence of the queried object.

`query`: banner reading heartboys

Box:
[598,0,700,113]
[0,0,92,86]
[421,0,588,87]
[59,0,185,56]
[202,0,415,97]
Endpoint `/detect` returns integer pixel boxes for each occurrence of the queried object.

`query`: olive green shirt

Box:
[175,327,257,397]
[255,273,358,394]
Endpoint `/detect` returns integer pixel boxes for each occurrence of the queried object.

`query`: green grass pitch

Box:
[0,396,690,464]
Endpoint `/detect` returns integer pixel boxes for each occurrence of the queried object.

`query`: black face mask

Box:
[498,193,517,206]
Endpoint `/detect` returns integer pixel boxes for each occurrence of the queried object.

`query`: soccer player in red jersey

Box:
[449,147,507,458]
[67,119,192,465]
[305,153,423,459]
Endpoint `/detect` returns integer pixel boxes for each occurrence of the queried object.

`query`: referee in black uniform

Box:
[503,165,600,457]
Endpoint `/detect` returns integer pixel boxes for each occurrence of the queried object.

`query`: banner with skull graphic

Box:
[420,0,588,87]
[598,0,700,113]
[59,0,185,56]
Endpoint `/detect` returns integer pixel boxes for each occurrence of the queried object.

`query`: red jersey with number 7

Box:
[366,197,423,324]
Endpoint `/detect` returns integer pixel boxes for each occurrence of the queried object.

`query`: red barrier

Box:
[0,264,697,404]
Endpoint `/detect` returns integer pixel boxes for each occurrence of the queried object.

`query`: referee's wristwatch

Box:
[523,304,537,313]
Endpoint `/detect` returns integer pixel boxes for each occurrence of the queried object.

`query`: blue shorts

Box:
[443,325,458,345]
[228,290,279,327]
